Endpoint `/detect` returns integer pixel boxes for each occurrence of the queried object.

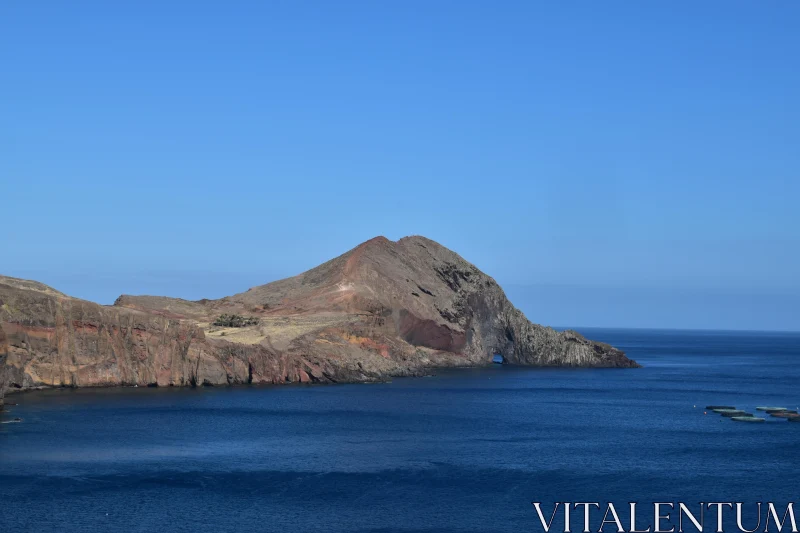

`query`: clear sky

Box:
[2,1,798,331]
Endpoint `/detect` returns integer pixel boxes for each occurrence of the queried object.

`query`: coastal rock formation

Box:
[0,236,637,394]
[0,326,7,408]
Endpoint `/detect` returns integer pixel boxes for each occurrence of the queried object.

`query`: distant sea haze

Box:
[504,284,799,332]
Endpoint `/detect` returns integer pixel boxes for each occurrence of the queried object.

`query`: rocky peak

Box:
[0,235,637,394]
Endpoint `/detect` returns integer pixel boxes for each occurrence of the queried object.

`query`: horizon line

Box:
[557,325,800,335]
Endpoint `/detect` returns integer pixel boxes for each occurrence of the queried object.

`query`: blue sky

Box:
[1,1,798,331]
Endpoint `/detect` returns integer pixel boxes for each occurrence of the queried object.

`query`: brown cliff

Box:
[0,236,638,394]
[0,325,7,407]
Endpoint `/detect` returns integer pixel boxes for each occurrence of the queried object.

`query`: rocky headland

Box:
[0,236,637,400]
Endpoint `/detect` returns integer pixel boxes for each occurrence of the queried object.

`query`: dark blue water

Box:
[1,329,798,532]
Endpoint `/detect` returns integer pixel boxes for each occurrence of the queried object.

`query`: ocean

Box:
[1,328,798,532]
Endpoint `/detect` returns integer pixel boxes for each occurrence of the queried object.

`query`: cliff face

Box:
[0,325,7,407]
[0,236,637,393]
[0,279,358,390]
[219,236,635,368]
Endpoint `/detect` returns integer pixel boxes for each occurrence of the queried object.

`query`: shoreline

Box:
[0,360,642,405]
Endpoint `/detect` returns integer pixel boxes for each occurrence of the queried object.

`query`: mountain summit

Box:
[0,236,637,398]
